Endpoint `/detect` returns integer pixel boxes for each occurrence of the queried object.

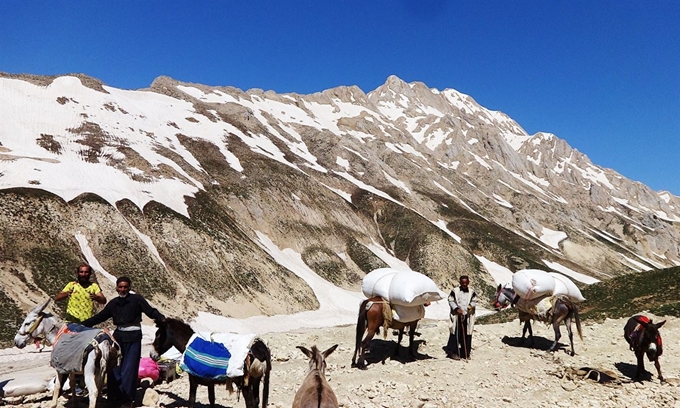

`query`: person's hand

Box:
[456,307,464,315]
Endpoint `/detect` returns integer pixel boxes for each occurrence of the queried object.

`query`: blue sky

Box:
[2,1,678,195]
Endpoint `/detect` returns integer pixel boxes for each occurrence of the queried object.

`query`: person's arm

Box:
[54,282,74,302]
[468,291,478,314]
[81,301,113,327]
[89,284,107,305]
[448,290,463,315]
[137,295,166,322]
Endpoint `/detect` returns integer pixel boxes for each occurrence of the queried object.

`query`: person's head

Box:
[459,275,470,288]
[116,276,132,298]
[76,264,93,284]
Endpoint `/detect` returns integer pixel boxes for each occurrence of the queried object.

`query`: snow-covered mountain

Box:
[1,72,678,344]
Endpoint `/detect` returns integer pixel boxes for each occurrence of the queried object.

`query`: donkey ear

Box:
[32,298,51,314]
[497,284,502,290]
[296,345,312,358]
[656,320,666,329]
[322,344,339,358]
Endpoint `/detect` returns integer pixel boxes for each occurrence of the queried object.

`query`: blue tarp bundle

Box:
[181,336,232,380]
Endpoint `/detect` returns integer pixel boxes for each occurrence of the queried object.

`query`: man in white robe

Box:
[445,275,477,360]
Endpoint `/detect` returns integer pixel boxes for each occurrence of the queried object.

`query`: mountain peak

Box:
[0,72,678,345]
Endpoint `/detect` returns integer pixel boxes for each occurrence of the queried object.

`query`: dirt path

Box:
[3,314,679,407]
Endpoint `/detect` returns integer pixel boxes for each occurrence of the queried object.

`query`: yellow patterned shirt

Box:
[62,281,102,323]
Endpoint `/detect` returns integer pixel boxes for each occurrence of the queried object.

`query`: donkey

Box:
[494,285,583,356]
[293,344,339,408]
[13,299,118,408]
[351,297,420,369]
[151,318,271,408]
[623,315,666,382]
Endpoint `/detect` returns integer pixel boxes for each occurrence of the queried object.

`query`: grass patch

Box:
[578,266,680,321]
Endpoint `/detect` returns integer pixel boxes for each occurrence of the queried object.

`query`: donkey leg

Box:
[358,328,377,369]
[654,358,664,382]
[243,377,261,408]
[351,344,360,367]
[549,321,562,352]
[394,328,404,357]
[68,373,77,407]
[408,323,417,359]
[208,384,216,408]
[635,352,645,380]
[51,372,63,408]
[82,349,101,408]
[522,320,534,345]
[188,376,199,408]
[564,318,575,356]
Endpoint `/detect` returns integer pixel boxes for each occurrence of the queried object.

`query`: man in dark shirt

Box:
[82,276,165,407]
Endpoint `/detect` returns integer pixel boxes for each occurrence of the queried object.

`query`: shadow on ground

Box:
[615,361,652,382]
[501,335,575,355]
[361,339,433,367]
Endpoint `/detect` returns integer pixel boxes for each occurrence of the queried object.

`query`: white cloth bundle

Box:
[392,304,426,323]
[361,268,398,299]
[361,268,443,306]
[549,272,586,302]
[512,269,556,300]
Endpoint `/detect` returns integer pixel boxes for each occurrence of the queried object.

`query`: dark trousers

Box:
[108,340,141,403]
[446,316,472,358]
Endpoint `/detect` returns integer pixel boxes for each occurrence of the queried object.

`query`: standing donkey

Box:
[14,299,118,408]
[292,344,339,408]
[494,285,583,356]
[624,315,666,382]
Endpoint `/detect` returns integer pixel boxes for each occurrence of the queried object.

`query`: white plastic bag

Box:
[549,272,586,302]
[512,269,556,300]
[552,277,569,297]
[392,304,426,323]
[388,271,443,306]
[361,268,399,299]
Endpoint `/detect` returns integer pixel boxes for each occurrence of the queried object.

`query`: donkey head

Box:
[493,284,514,310]
[150,319,169,361]
[636,317,666,361]
[297,344,338,376]
[14,299,52,348]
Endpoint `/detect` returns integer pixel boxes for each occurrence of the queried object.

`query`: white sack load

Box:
[512,269,556,300]
[549,272,586,302]
[388,271,443,306]
[552,277,570,297]
[361,268,399,300]
[392,304,426,323]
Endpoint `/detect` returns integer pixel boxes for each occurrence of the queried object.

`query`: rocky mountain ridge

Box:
[0,72,678,345]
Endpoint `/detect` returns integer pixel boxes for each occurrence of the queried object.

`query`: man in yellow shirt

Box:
[55,264,107,323]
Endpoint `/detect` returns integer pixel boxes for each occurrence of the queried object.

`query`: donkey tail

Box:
[573,302,583,341]
[355,299,369,346]
[262,342,271,407]
[249,339,271,407]
[352,299,370,363]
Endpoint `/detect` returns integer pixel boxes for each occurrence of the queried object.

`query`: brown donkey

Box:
[292,344,339,408]
[351,297,420,369]
[624,315,666,382]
